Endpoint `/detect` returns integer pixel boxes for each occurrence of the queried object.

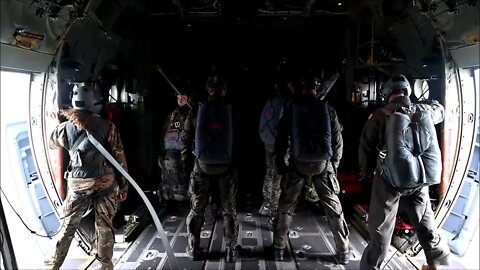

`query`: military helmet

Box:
[71,85,103,113]
[300,70,323,96]
[300,72,317,91]
[205,74,227,93]
[381,74,412,98]
[176,77,194,96]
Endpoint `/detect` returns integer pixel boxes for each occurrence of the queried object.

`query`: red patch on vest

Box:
[307,119,319,126]
[264,109,273,118]
[209,122,221,129]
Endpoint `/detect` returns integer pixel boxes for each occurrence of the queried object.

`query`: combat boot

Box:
[226,245,241,262]
[258,201,273,216]
[335,250,351,265]
[274,247,284,261]
[422,264,437,270]
[186,246,202,261]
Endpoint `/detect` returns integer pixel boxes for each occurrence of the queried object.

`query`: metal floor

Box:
[82,203,419,270]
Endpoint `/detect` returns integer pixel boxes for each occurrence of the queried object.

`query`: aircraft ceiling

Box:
[0,0,478,71]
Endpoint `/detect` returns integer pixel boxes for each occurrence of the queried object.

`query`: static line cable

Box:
[86,132,180,270]
[156,66,193,110]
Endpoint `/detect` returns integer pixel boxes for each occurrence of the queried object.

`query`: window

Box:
[413,79,430,100]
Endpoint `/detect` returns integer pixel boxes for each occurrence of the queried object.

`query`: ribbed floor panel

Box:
[100,204,416,270]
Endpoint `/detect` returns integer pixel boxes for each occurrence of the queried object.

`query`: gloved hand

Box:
[117,187,128,202]
[158,156,165,170]
[117,177,129,202]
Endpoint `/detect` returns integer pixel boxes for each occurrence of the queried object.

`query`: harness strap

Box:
[71,131,87,153]
[65,131,88,179]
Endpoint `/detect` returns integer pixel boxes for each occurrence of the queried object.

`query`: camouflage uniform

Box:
[273,98,349,254]
[187,162,238,249]
[260,143,282,213]
[258,94,289,216]
[44,115,128,270]
[181,96,238,251]
[358,96,450,270]
[259,90,319,216]
[158,106,191,201]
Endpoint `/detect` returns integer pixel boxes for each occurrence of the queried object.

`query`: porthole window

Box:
[414,79,430,100]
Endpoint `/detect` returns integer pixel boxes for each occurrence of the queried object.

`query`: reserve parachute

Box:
[379,104,441,191]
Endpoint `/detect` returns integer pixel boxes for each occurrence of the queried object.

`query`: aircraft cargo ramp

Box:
[82,203,420,270]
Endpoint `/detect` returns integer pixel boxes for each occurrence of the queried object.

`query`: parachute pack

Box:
[291,100,332,163]
[259,96,286,145]
[194,102,233,165]
[379,104,442,191]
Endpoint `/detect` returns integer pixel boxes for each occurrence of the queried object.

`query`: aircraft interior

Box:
[0,0,479,269]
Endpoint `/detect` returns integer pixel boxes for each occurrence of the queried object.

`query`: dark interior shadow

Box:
[237,245,296,262]
[239,246,265,261]
[308,253,338,264]
[257,222,274,232]
[202,250,225,261]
